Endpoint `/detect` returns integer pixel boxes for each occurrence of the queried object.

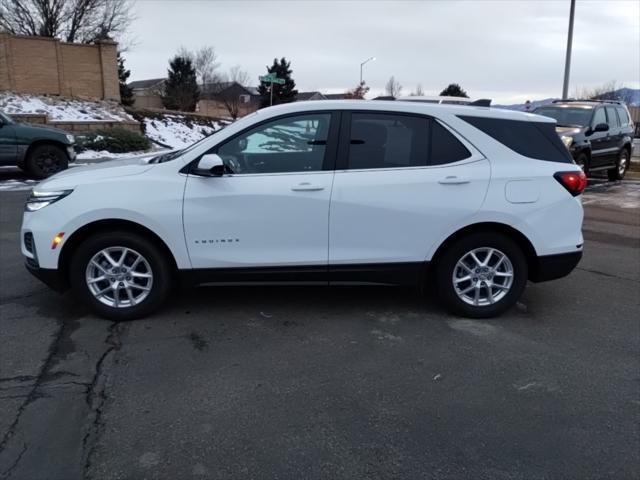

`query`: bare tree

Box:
[385,76,402,98]
[194,46,220,86]
[227,65,250,86]
[573,80,631,103]
[213,65,252,119]
[410,83,425,96]
[0,0,134,43]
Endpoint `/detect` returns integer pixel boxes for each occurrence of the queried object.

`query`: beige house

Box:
[129,78,166,109]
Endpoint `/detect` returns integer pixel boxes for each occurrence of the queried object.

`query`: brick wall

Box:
[11,114,140,133]
[0,33,120,101]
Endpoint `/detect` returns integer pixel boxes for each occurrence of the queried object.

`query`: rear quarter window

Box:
[458,115,573,163]
[616,107,631,126]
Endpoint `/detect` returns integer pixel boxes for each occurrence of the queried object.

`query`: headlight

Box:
[25,189,73,212]
[65,134,75,144]
[561,135,573,149]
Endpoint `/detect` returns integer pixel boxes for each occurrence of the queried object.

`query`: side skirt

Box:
[178,262,428,288]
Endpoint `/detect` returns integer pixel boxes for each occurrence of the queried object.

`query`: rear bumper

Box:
[529,251,582,283]
[25,262,67,292]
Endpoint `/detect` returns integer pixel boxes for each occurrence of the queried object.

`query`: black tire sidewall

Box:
[69,231,172,320]
[435,232,528,318]
[608,149,628,181]
[26,144,68,179]
[575,152,589,176]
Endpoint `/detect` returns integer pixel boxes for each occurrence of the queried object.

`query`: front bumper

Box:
[67,145,76,162]
[529,251,582,283]
[25,261,68,292]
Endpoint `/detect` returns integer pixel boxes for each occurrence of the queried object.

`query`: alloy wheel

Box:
[85,247,153,308]
[618,151,629,176]
[452,247,514,306]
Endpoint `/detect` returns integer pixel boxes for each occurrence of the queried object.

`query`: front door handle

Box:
[291,182,325,191]
[438,176,470,185]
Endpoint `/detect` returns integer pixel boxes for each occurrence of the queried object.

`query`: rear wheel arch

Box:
[430,222,537,278]
[58,219,179,288]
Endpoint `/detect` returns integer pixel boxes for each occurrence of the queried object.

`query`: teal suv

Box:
[0,111,76,179]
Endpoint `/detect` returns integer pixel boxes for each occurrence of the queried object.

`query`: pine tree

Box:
[258,57,298,108]
[439,83,469,98]
[162,55,200,112]
[117,53,135,107]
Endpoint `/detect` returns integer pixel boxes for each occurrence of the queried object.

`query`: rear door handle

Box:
[291,182,325,191]
[438,176,470,185]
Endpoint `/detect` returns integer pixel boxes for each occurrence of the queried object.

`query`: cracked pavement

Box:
[0,181,639,479]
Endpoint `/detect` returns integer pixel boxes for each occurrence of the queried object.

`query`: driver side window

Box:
[217,113,332,174]
[591,108,606,127]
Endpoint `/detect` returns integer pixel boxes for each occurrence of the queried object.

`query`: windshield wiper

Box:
[150,149,183,163]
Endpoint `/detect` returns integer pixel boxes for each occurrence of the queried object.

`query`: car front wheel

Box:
[70,231,172,320]
[26,144,69,179]
[435,233,527,318]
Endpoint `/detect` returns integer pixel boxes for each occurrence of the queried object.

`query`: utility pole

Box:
[562,0,576,99]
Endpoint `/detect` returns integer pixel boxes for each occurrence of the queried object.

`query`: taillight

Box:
[554,171,587,196]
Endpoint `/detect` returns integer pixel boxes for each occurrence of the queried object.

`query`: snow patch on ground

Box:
[0,92,134,122]
[143,115,221,149]
[76,150,162,161]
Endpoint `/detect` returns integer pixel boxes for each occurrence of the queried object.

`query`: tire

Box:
[607,149,629,181]
[575,152,589,177]
[69,231,172,320]
[434,232,528,318]
[25,144,68,179]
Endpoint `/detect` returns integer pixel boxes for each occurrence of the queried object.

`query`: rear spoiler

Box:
[469,99,492,107]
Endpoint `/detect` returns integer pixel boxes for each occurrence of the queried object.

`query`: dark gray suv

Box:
[534,100,634,180]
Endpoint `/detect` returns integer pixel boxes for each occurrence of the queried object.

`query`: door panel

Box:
[589,108,614,167]
[183,172,334,269]
[329,160,490,266]
[183,111,338,270]
[0,124,17,165]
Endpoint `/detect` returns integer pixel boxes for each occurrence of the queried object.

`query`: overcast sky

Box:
[125,0,640,104]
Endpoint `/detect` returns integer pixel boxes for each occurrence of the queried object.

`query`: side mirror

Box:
[192,154,225,177]
[591,123,609,134]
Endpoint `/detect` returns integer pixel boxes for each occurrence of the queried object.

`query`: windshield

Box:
[0,111,13,124]
[534,106,593,127]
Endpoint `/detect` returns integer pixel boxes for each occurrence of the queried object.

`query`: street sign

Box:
[260,74,285,85]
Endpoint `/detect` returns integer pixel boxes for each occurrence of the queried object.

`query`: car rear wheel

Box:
[435,233,527,318]
[607,149,629,181]
[26,144,68,179]
[70,231,172,320]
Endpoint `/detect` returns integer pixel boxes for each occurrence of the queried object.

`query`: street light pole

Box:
[562,0,576,99]
[360,56,376,84]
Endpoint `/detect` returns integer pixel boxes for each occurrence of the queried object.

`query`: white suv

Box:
[21,100,586,320]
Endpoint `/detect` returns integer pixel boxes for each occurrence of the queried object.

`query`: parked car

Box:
[534,100,634,180]
[0,111,76,178]
[21,100,585,320]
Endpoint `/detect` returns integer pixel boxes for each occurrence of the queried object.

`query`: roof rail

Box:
[552,98,623,105]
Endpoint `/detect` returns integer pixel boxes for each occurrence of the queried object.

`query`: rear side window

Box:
[347,113,429,169]
[458,115,572,163]
[430,121,471,165]
[606,107,620,128]
[345,113,471,170]
[616,107,630,126]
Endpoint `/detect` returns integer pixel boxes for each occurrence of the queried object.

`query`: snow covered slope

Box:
[0,92,134,121]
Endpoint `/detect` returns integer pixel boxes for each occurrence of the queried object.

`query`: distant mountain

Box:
[496,88,640,111]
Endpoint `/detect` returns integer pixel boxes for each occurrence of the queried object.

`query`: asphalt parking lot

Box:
[0,176,638,480]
